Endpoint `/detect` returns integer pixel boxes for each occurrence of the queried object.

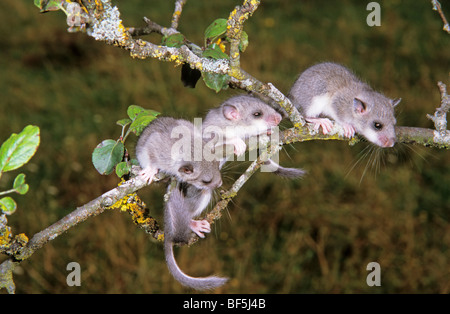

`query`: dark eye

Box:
[179,164,193,174]
[253,111,263,118]
[373,122,383,130]
[202,179,212,185]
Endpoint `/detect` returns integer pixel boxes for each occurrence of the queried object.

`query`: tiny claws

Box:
[140,167,158,184]
[190,219,211,238]
[342,124,356,138]
[307,117,333,135]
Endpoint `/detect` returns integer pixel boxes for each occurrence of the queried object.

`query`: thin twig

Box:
[171,0,188,29]
[226,0,260,71]
[431,0,450,33]
[427,81,449,137]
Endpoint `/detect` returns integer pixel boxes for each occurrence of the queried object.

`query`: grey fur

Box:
[136,117,222,189]
[203,95,282,143]
[289,62,400,148]
[164,183,228,290]
[203,95,305,178]
[263,160,307,178]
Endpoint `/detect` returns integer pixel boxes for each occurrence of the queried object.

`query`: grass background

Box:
[0,0,449,293]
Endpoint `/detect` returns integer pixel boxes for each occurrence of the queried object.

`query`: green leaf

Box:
[127,105,146,120]
[34,0,63,12]
[205,18,227,42]
[92,140,125,175]
[13,173,29,195]
[0,125,40,175]
[127,105,159,121]
[239,31,249,52]
[202,72,230,93]
[161,33,186,48]
[116,118,132,128]
[129,158,140,166]
[128,112,159,136]
[115,161,131,178]
[202,44,229,60]
[0,197,17,215]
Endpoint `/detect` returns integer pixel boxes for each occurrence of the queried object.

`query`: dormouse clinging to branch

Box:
[289,62,401,148]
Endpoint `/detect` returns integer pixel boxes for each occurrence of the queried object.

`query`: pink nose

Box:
[268,113,281,126]
[382,137,396,148]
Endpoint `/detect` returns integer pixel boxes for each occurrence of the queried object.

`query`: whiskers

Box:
[345,144,390,183]
[220,159,252,183]
[346,141,432,183]
[394,142,432,170]
[398,142,430,163]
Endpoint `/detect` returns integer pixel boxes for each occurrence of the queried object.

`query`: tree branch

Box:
[0,172,162,293]
[431,0,450,33]
[171,0,188,30]
[427,81,450,142]
[226,0,260,72]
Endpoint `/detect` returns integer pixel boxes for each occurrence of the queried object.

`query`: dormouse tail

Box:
[263,159,307,179]
[165,240,228,290]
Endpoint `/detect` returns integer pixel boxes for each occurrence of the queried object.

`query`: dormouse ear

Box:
[391,98,401,107]
[353,98,368,114]
[178,164,193,174]
[223,104,240,121]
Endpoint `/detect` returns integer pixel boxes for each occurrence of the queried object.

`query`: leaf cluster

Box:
[161,18,248,92]
[0,126,40,215]
[92,105,160,178]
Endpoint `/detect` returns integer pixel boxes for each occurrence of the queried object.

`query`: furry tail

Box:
[263,159,306,179]
[165,240,228,290]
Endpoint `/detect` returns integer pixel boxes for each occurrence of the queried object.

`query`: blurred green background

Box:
[0,0,449,293]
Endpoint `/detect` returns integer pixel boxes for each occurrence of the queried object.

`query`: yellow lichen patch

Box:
[168,53,182,65]
[293,122,303,129]
[226,8,238,32]
[229,8,238,20]
[153,49,164,59]
[129,202,152,225]
[118,21,129,43]
[229,67,245,80]
[215,38,227,53]
[137,40,148,47]
[108,194,130,212]
[94,0,104,12]
[108,192,159,234]
[194,62,203,71]
[15,233,28,245]
[130,51,146,60]
[0,227,11,246]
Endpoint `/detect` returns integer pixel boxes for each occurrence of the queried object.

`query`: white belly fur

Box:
[307,94,334,118]
[193,190,212,217]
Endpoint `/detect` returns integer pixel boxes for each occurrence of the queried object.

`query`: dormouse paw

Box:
[233,140,247,156]
[306,117,333,135]
[139,167,158,184]
[190,219,211,238]
[341,123,356,138]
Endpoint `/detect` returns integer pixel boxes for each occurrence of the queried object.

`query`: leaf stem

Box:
[0,189,16,197]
